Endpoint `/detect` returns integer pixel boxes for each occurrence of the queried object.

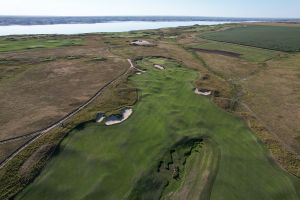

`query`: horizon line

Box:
[0,15,300,20]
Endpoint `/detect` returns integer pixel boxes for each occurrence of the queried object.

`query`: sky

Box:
[0,0,299,18]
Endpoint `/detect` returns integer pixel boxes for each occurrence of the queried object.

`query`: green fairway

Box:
[16,57,300,200]
[0,37,82,52]
[190,41,277,62]
[201,25,300,52]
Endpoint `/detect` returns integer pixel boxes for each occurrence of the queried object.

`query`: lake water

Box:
[0,21,233,36]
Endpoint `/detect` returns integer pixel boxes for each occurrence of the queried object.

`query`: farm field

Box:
[16,57,300,200]
[201,25,300,52]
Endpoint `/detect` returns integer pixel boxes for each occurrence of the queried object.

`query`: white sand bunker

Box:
[95,113,105,123]
[105,108,133,126]
[130,40,152,46]
[154,64,164,70]
[136,72,142,75]
[194,88,212,96]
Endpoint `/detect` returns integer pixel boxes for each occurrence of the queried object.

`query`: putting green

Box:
[16,57,300,200]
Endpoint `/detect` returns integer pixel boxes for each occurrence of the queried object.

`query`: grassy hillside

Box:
[16,57,300,200]
[201,25,300,52]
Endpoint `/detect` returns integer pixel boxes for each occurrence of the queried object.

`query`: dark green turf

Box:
[16,57,300,200]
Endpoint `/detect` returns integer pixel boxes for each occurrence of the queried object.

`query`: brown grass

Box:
[197,52,262,80]
[242,53,300,154]
[0,36,128,141]
[0,136,35,163]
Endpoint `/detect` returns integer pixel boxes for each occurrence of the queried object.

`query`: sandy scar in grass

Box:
[105,108,133,125]
[130,40,152,46]
[154,64,164,70]
[194,88,212,96]
[96,113,105,123]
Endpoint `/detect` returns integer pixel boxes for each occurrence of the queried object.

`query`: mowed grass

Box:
[0,37,82,52]
[201,25,300,52]
[16,58,300,200]
[190,41,278,62]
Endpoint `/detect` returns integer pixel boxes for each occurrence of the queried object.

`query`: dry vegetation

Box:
[0,36,127,141]
[243,54,300,154]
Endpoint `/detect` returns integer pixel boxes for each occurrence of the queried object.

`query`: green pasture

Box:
[202,25,300,52]
[16,57,300,200]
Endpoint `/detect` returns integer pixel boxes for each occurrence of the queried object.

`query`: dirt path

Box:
[0,59,134,169]
[127,59,145,72]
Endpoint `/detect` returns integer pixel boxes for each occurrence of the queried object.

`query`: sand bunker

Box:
[154,64,164,70]
[136,72,142,75]
[194,88,212,96]
[130,40,152,46]
[105,108,133,126]
[96,113,105,123]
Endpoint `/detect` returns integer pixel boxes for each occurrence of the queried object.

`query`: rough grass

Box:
[0,136,35,163]
[0,51,127,141]
[201,25,300,52]
[189,41,278,62]
[16,57,300,200]
[0,37,82,52]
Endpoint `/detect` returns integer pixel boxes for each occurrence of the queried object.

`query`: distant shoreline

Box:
[0,16,299,26]
[0,21,232,36]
